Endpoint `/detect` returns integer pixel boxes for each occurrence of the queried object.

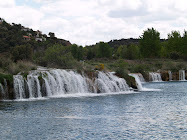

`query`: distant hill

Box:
[108,38,139,48]
[108,38,167,48]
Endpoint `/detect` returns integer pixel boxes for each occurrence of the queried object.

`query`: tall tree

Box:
[11,45,33,61]
[140,28,161,58]
[97,42,112,58]
[167,31,182,53]
[44,44,75,68]
[181,30,187,59]
[167,31,182,59]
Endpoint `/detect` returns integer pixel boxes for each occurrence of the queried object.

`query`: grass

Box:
[85,58,187,73]
[0,55,37,75]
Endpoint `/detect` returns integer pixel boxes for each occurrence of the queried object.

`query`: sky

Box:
[0,0,187,46]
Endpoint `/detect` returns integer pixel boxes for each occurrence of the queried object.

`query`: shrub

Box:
[11,45,33,61]
[169,52,180,60]
[115,59,129,78]
[95,64,105,71]
[0,73,13,84]
[44,44,77,69]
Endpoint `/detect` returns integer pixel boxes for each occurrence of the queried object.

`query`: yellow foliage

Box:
[99,64,104,70]
[95,64,104,71]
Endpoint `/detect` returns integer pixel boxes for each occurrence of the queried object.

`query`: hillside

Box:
[0,18,71,53]
[0,18,187,81]
[107,38,168,49]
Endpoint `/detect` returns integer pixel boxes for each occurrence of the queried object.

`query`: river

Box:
[0,81,187,139]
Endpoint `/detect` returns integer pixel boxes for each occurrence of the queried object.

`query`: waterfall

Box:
[10,69,131,100]
[0,79,9,99]
[95,72,129,93]
[129,73,161,91]
[0,83,5,98]
[168,71,172,81]
[137,73,145,83]
[129,73,144,91]
[27,75,41,98]
[13,75,25,99]
[149,72,162,82]
[179,70,186,81]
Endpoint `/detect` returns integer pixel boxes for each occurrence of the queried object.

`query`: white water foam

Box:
[11,69,131,101]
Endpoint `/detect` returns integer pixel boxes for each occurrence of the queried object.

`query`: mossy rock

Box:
[0,73,13,84]
[160,71,169,81]
[172,72,179,80]
[142,72,149,82]
[127,75,137,89]
[0,73,14,100]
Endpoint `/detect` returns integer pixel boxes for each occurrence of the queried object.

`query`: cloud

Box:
[108,8,148,18]
[0,5,43,30]
[1,0,187,45]
[0,0,15,7]
[40,0,98,17]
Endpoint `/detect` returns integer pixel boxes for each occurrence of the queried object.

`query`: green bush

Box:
[169,52,180,60]
[11,45,33,61]
[129,64,147,74]
[0,73,13,84]
[44,44,77,69]
[115,59,129,78]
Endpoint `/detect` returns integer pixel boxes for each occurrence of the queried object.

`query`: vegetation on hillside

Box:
[1,18,187,79]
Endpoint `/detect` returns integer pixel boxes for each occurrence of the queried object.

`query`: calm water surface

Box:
[0,82,187,140]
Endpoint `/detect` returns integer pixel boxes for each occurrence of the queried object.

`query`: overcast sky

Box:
[0,0,187,45]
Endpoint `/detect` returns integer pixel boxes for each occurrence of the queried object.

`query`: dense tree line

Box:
[5,27,187,69]
[2,17,187,70]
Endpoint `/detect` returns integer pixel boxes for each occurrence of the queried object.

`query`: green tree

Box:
[86,47,95,60]
[70,44,78,59]
[126,44,140,60]
[116,45,140,60]
[77,46,83,60]
[44,44,76,68]
[140,28,161,58]
[160,42,168,58]
[97,42,112,58]
[116,45,128,59]
[167,31,182,59]
[70,44,84,61]
[11,45,33,61]
[167,31,182,53]
[115,59,128,79]
[181,30,187,59]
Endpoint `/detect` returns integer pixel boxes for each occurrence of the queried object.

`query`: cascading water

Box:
[137,73,145,83]
[129,74,144,91]
[179,70,186,81]
[129,73,161,91]
[149,72,162,82]
[10,69,131,100]
[0,79,8,99]
[168,71,172,81]
[0,83,5,98]
[13,75,25,99]
[95,72,130,93]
